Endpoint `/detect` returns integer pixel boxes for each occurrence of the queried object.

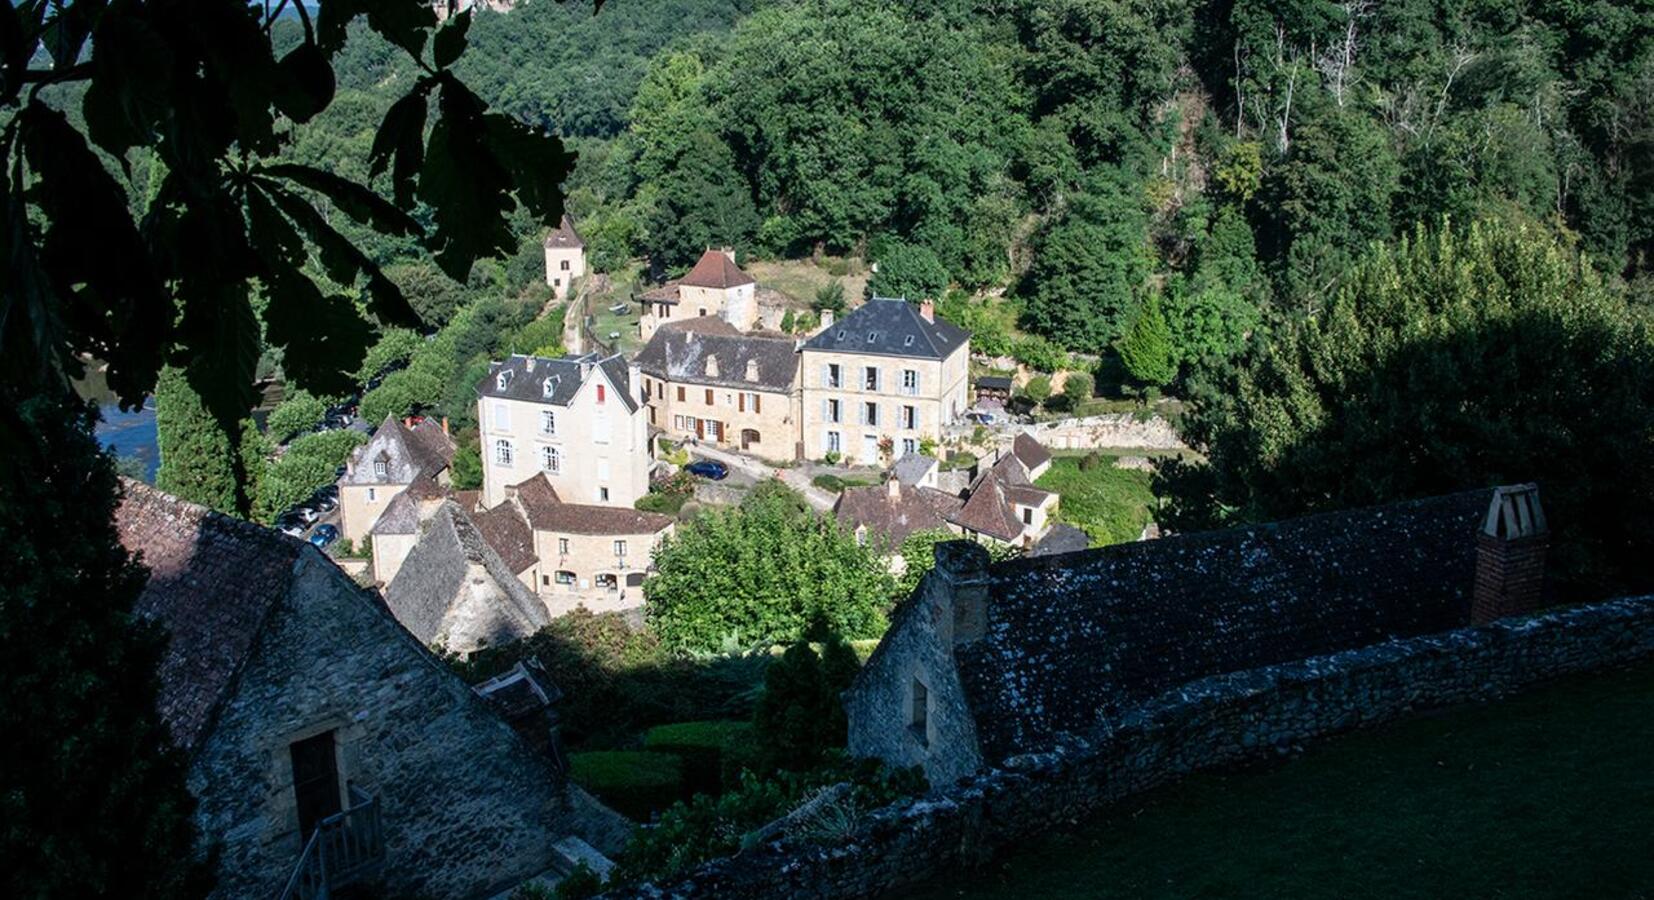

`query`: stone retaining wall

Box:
[605,594,1654,899]
[1019,414,1185,451]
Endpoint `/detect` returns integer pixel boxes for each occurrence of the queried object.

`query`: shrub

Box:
[812,280,847,313]
[1012,334,1071,373]
[568,751,684,821]
[1020,374,1053,407]
[354,327,422,383]
[450,444,483,490]
[553,864,602,900]
[644,721,754,797]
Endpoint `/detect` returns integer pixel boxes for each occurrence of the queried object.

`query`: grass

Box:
[1034,456,1157,546]
[812,473,879,493]
[745,257,869,307]
[568,750,685,821]
[912,661,1654,900]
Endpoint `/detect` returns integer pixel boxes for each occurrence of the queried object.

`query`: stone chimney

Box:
[1472,483,1549,625]
[525,356,537,373]
[820,309,835,330]
[720,246,736,264]
[932,540,990,648]
[886,477,901,500]
[919,298,935,322]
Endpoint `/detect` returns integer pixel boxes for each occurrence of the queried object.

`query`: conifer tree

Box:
[1117,296,1177,387]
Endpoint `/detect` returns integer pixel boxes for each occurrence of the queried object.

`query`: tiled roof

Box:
[476,352,639,414]
[509,473,673,536]
[634,320,799,393]
[801,298,969,360]
[114,480,304,754]
[382,501,549,648]
[640,282,681,303]
[955,488,1495,760]
[948,454,1053,542]
[679,249,754,289]
[544,214,584,249]
[474,501,538,575]
[1012,432,1052,472]
[834,482,963,548]
[343,415,453,487]
[369,489,422,536]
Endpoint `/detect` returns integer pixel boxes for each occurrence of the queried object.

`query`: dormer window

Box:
[542,377,556,399]
[835,330,846,341]
[373,459,387,478]
[496,370,512,391]
[745,360,760,382]
[705,356,719,378]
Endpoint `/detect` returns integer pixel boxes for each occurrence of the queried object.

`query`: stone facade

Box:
[604,592,1654,899]
[544,214,587,301]
[476,353,652,509]
[635,319,802,462]
[338,415,455,547]
[639,249,757,341]
[800,299,970,465]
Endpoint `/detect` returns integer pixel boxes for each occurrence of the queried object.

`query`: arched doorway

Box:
[741,428,760,451]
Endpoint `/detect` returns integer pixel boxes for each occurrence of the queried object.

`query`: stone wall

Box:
[1018,414,1186,451]
[604,594,1654,899]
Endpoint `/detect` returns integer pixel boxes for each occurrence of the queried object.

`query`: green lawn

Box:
[1034,456,1157,546]
[913,662,1654,900]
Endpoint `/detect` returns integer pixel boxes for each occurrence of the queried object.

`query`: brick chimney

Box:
[1472,483,1548,625]
[932,541,990,648]
[919,298,935,323]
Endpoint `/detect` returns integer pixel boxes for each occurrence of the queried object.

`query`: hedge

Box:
[643,720,754,796]
[568,751,684,821]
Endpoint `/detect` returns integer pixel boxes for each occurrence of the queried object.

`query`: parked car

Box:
[684,459,729,481]
[279,522,306,539]
[291,506,319,525]
[966,411,1000,426]
[309,524,339,548]
[314,494,338,513]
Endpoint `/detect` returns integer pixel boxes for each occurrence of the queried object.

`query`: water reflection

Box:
[76,367,159,480]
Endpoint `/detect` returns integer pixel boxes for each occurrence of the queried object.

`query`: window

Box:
[864,366,879,391]
[698,308,708,317]
[290,730,341,842]
[542,378,556,400]
[494,439,514,466]
[495,371,511,391]
[560,259,571,271]
[599,487,611,502]
[540,410,556,435]
[677,385,686,402]
[902,438,917,456]
[366,487,376,502]
[903,335,914,348]
[910,679,929,745]
[656,381,665,399]
[540,446,560,473]
[866,331,877,343]
[826,431,842,453]
[596,384,606,404]
[372,460,387,478]
[541,574,550,586]
[862,402,879,426]
[553,278,560,287]
[593,414,611,444]
[558,538,570,555]
[493,403,509,430]
[826,399,842,424]
[901,405,917,430]
[613,540,628,557]
[555,570,576,585]
[1022,507,1033,525]
[901,369,919,395]
[739,392,761,413]
[704,388,714,405]
[826,363,842,388]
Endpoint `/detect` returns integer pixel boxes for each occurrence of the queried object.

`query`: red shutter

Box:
[597,384,606,404]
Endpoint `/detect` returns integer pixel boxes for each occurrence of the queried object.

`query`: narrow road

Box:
[687,444,837,512]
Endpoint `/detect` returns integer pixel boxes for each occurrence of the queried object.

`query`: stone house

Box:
[114,481,628,899]
[638,248,758,341]
[382,500,552,656]
[634,317,803,462]
[492,473,675,616]
[476,352,651,509]
[800,298,970,465]
[845,485,1549,785]
[543,214,587,301]
[948,450,1058,548]
[338,414,456,547]
[834,478,963,553]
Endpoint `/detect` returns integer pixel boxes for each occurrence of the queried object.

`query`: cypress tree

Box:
[1117,296,1177,387]
[154,366,251,516]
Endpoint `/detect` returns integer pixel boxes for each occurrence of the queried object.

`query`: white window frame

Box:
[613,540,628,558]
[901,369,919,396]
[494,439,514,466]
[540,409,556,434]
[864,366,879,392]
[826,430,842,453]
[540,445,560,473]
[826,363,842,389]
[372,460,387,478]
[558,537,570,556]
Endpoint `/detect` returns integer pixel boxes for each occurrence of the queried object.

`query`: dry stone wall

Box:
[604,594,1654,899]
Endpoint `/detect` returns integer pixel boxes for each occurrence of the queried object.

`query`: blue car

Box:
[684,459,729,480]
[309,523,339,548]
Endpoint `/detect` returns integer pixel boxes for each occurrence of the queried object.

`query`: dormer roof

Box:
[476,352,639,414]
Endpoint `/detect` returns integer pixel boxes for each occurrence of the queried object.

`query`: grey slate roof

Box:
[383,501,549,651]
[634,320,799,393]
[544,214,584,249]
[369,488,422,536]
[477,352,639,414]
[343,415,456,487]
[1030,523,1090,557]
[801,298,969,360]
[892,454,938,487]
[954,488,1495,760]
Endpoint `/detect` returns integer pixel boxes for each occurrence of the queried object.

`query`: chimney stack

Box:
[919,298,935,323]
[720,246,736,264]
[887,477,901,500]
[932,541,990,648]
[441,417,450,437]
[1472,484,1549,625]
[820,309,835,330]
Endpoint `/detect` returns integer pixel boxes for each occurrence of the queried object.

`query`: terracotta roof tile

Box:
[508,473,673,536]
[834,482,963,548]
[679,249,754,289]
[543,214,584,249]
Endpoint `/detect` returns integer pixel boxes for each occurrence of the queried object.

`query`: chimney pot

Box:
[1472,484,1549,625]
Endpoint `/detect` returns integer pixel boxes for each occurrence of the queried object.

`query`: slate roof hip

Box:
[800,297,968,360]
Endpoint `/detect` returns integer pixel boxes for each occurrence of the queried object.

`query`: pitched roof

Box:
[679,249,754,289]
[954,488,1495,760]
[115,480,305,754]
[634,320,799,393]
[834,482,963,548]
[639,282,681,303]
[343,415,454,486]
[544,214,584,250]
[509,473,673,536]
[1012,432,1052,472]
[369,488,422,536]
[948,454,1053,542]
[474,501,538,575]
[382,502,549,650]
[801,298,969,360]
[1030,523,1090,557]
[476,352,639,414]
[892,454,938,487]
